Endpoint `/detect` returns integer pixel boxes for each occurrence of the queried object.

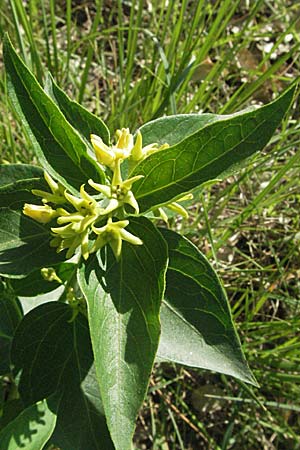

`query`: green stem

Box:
[112,159,123,186]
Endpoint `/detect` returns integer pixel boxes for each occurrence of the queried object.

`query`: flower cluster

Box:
[23,128,169,261]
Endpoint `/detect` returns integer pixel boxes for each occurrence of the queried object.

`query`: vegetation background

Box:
[0,1,299,449]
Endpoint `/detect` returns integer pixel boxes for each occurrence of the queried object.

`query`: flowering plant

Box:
[0,35,295,450]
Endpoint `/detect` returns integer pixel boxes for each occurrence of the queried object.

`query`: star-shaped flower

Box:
[88,175,143,215]
[92,218,143,260]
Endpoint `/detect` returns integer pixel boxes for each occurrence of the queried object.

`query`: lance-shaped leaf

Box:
[138,113,221,147]
[45,73,110,145]
[138,107,259,147]
[158,228,256,385]
[0,397,58,450]
[0,208,64,277]
[78,216,168,450]
[3,35,104,193]
[0,164,46,209]
[0,293,22,375]
[132,86,295,212]
[11,302,114,450]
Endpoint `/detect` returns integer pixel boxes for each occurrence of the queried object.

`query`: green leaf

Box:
[0,399,25,433]
[3,35,104,193]
[138,113,221,147]
[0,397,57,450]
[78,216,168,450]
[0,208,64,277]
[132,86,295,212]
[45,73,110,145]
[158,228,256,385]
[11,302,114,450]
[139,107,259,148]
[0,164,46,209]
[49,365,114,450]
[0,164,44,192]
[0,292,22,375]
[0,381,4,412]
[17,287,65,316]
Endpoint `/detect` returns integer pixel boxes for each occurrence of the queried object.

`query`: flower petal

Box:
[119,228,143,246]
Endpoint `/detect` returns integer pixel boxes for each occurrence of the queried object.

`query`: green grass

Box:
[1,0,300,448]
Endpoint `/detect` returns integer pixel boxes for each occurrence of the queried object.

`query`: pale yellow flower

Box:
[89,174,143,214]
[92,218,143,260]
[23,204,58,224]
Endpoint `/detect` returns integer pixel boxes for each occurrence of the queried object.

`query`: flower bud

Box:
[130,131,143,161]
[23,204,58,224]
[41,267,62,283]
[91,134,115,167]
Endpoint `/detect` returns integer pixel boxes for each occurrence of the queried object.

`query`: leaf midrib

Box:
[135,112,275,200]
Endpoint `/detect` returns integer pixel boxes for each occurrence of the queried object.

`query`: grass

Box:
[0,0,300,449]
